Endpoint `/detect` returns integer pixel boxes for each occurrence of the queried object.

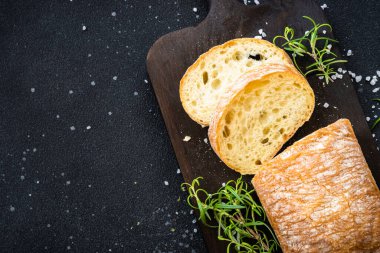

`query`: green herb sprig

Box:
[181,177,278,253]
[273,16,347,84]
[371,98,380,130]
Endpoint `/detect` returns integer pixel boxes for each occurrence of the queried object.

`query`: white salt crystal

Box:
[321,3,328,9]
[346,50,353,56]
[355,75,362,82]
[183,136,191,142]
[164,181,169,186]
[323,102,330,108]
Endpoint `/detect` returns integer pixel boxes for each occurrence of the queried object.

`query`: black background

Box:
[0,0,379,252]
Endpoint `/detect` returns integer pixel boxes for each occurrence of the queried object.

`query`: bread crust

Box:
[179,38,293,126]
[208,63,315,174]
[252,119,380,252]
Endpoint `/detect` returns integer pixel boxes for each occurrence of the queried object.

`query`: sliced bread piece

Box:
[208,63,315,174]
[180,38,293,126]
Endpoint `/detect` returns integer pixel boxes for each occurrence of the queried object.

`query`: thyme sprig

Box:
[371,98,380,130]
[181,177,278,253]
[273,16,347,84]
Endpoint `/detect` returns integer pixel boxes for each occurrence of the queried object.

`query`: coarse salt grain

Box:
[366,76,371,81]
[258,29,263,34]
[346,50,353,56]
[183,136,191,142]
[31,88,35,92]
[82,25,87,31]
[70,126,76,131]
[86,126,91,130]
[176,169,180,174]
[377,71,380,77]
[164,181,169,186]
[192,7,197,12]
[254,0,260,5]
[355,75,362,82]
[373,88,380,93]
[111,12,116,17]
[133,91,138,96]
[371,79,377,86]
[203,138,208,144]
[321,3,328,9]
[144,79,148,83]
[113,76,117,80]
[254,35,262,39]
[91,81,95,86]
[323,102,330,108]
[261,32,267,37]
[366,117,371,121]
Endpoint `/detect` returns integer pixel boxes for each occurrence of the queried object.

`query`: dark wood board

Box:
[146,0,380,252]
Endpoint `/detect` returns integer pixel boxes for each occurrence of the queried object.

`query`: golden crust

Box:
[208,63,315,174]
[179,38,293,126]
[252,119,380,252]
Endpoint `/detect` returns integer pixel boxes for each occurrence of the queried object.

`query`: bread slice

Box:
[252,119,380,252]
[180,38,293,125]
[208,64,315,174]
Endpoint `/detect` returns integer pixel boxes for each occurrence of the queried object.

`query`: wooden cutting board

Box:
[146,0,380,251]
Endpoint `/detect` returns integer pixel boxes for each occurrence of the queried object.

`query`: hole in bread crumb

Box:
[233,51,243,61]
[279,74,283,78]
[227,143,232,150]
[249,54,263,61]
[263,127,270,135]
[225,111,234,124]
[211,79,221,89]
[283,115,287,119]
[200,62,205,69]
[293,82,301,88]
[255,160,262,165]
[272,108,279,113]
[212,64,216,68]
[212,70,218,78]
[261,138,269,144]
[220,51,226,55]
[246,61,253,67]
[225,58,230,64]
[279,128,285,134]
[191,101,197,106]
[202,72,208,84]
[223,126,230,137]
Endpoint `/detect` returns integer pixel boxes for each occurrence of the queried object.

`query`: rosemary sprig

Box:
[181,177,278,253]
[371,98,380,130]
[273,16,347,84]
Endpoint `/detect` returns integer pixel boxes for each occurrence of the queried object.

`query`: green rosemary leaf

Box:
[182,177,279,252]
[371,99,380,130]
[273,16,347,84]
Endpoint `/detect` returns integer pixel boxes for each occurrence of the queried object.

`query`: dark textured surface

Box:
[0,0,379,252]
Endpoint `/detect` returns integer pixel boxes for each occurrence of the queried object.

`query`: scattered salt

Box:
[323,102,330,108]
[164,181,169,186]
[321,4,328,10]
[355,75,362,82]
[20,175,25,180]
[133,91,138,96]
[82,25,87,31]
[183,136,191,142]
[258,29,263,34]
[31,88,35,93]
[66,181,71,185]
[254,35,262,39]
[70,126,76,131]
[144,79,148,83]
[366,76,371,81]
[111,11,116,17]
[176,169,180,174]
[377,71,380,77]
[346,50,353,56]
[91,81,95,86]
[322,30,326,34]
[366,117,371,122]
[69,90,73,94]
[10,206,15,212]
[254,0,260,5]
[113,76,118,80]
[192,7,197,12]
[261,32,267,37]
[86,126,91,130]
[373,88,380,93]
[371,79,378,86]
[203,138,208,144]
[108,111,113,115]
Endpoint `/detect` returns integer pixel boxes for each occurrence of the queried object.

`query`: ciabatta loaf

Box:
[252,119,380,252]
[208,64,315,174]
[180,38,293,125]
